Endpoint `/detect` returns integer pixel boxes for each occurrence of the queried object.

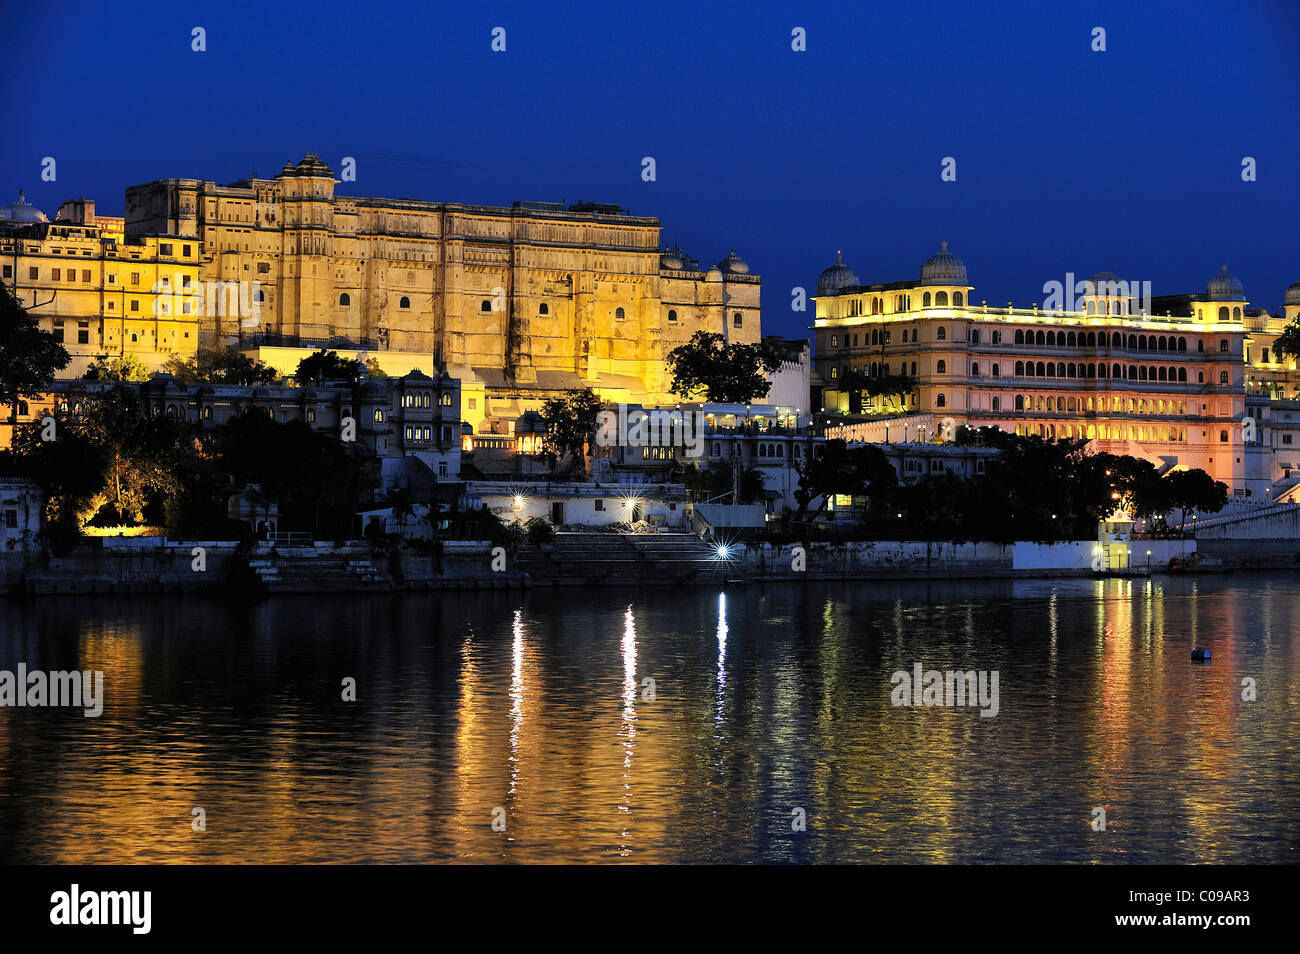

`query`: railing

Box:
[256,532,315,547]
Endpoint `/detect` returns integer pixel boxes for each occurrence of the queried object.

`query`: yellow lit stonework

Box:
[1,220,202,377]
[124,154,760,413]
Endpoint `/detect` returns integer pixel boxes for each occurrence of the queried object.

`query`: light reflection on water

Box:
[0,576,1296,864]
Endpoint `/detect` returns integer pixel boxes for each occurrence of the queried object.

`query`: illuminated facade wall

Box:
[1,222,202,377]
[124,154,760,406]
[813,251,1262,491]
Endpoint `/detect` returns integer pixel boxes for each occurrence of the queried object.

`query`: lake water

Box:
[1,576,1295,863]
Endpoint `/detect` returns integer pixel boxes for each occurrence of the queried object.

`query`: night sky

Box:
[3,0,1298,340]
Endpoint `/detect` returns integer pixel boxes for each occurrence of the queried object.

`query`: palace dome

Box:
[919,241,968,285]
[1206,265,1245,302]
[717,249,749,274]
[660,246,684,270]
[0,189,48,223]
[817,251,859,296]
[1089,270,1122,286]
[1284,280,1300,306]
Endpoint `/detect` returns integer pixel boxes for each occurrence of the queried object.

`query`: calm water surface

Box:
[1,576,1296,863]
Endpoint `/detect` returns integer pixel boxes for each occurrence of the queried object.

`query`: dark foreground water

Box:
[0,576,1296,863]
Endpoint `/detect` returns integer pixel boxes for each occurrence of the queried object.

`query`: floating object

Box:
[1191,648,1211,661]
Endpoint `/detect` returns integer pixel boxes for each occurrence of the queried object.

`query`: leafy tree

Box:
[85,353,150,382]
[792,440,898,521]
[666,331,785,404]
[836,368,916,414]
[1273,318,1300,364]
[0,280,70,419]
[1163,468,1228,531]
[363,357,387,378]
[539,387,601,470]
[164,347,278,385]
[295,349,362,386]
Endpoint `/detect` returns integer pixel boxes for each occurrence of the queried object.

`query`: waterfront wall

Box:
[728,539,1196,579]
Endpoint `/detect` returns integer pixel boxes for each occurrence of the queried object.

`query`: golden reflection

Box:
[618,605,638,839]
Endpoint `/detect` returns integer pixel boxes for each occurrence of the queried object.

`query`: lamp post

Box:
[1146,549,1152,574]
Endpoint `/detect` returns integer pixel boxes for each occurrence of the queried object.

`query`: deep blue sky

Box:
[3,0,1298,339]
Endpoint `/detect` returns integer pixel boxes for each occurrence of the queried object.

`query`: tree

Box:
[539,387,601,470]
[1163,468,1228,531]
[0,280,70,419]
[363,357,387,378]
[792,440,897,521]
[164,347,278,385]
[666,331,785,404]
[836,368,916,414]
[85,353,150,382]
[295,349,362,386]
[1273,318,1300,364]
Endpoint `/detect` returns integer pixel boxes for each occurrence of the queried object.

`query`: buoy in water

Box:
[1191,648,1211,661]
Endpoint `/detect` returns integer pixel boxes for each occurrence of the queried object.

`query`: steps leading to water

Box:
[515,531,724,586]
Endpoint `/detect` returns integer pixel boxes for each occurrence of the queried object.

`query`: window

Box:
[935,291,948,306]
[468,398,477,410]
[1219,340,1229,352]
[538,303,549,315]
[992,363,999,377]
[52,320,64,343]
[481,299,492,312]
[404,425,413,441]
[306,408,315,423]
[131,299,139,311]
[1,265,9,279]
[131,272,140,284]
[1283,435,1293,446]
[183,245,192,257]
[82,270,90,282]
[667,309,677,323]
[1219,371,1229,384]
[733,312,743,327]
[52,268,61,281]
[831,335,838,347]
[992,397,1000,411]
[1219,430,1229,442]
[971,362,979,376]
[615,307,626,320]
[937,327,946,341]
[936,360,946,373]
[77,321,89,345]
[936,394,946,408]
[438,462,448,477]
[595,499,605,511]
[399,296,410,309]
[340,293,350,306]
[28,267,38,280]
[440,392,452,406]
[923,292,932,307]
[374,409,385,423]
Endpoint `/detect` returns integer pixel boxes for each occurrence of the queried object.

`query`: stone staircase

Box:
[513,531,723,586]
[248,548,392,593]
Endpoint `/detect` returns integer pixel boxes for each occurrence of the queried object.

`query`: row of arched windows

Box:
[1012,421,1188,442]
[921,291,964,307]
[1014,361,1192,383]
[1004,394,1189,415]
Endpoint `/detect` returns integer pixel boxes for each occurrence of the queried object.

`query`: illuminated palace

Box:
[814,245,1300,494]
[122,154,761,426]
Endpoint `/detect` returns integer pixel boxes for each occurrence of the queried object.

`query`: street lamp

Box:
[1146,549,1152,574]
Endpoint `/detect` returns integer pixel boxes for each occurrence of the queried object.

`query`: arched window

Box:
[1158,367,1167,381]
[1177,368,1186,382]
[422,393,431,408]
[1112,364,1121,378]
[910,362,917,376]
[202,406,212,420]
[1067,332,1076,346]
[954,292,963,306]
[306,408,315,423]
[992,397,1000,410]
[1015,330,1025,344]
[1015,395,1024,411]
[936,360,946,373]
[539,303,549,315]
[339,293,350,306]
[616,307,626,320]
[1036,361,1046,376]
[668,309,677,323]
[733,312,743,327]
[1233,307,1241,320]
[1219,306,1230,321]
[935,291,948,306]
[1219,371,1229,384]
[481,300,492,312]
[872,330,879,345]
[1035,330,1045,346]
[1015,361,1025,375]
[399,296,410,309]
[1067,364,1076,378]
[255,289,264,302]
[1219,339,1229,352]
[937,327,946,341]
[1047,331,1056,347]
[992,363,999,376]
[374,409,385,422]
[777,445,784,458]
[1219,429,1229,442]
[936,394,946,408]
